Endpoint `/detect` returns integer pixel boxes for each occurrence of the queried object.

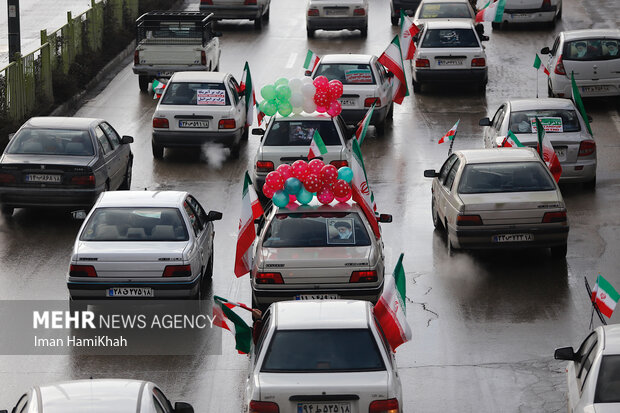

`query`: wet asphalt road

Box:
[1,0,620,411]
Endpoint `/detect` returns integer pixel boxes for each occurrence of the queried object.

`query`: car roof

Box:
[169,71,228,83]
[273,201,362,214]
[272,112,336,122]
[602,324,620,354]
[457,148,541,164]
[23,117,100,130]
[273,300,371,330]
[506,98,577,111]
[424,20,475,29]
[320,54,375,64]
[561,29,620,41]
[96,191,187,208]
[38,379,147,411]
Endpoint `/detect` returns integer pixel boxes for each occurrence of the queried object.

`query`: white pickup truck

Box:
[132,11,222,92]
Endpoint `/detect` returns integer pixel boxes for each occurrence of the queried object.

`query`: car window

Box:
[438,154,458,183]
[563,38,620,61]
[153,396,166,413]
[95,125,113,155]
[153,388,173,413]
[551,36,561,56]
[374,61,387,84]
[100,122,121,149]
[579,338,600,392]
[5,128,95,156]
[491,105,506,130]
[419,3,473,19]
[373,316,395,368]
[186,196,207,230]
[261,329,385,372]
[183,201,202,235]
[314,64,377,85]
[595,355,620,403]
[14,393,28,413]
[421,28,480,48]
[255,309,272,357]
[509,109,581,134]
[574,332,598,383]
[161,82,231,106]
[262,212,371,248]
[264,120,342,146]
[228,78,240,105]
[80,207,189,241]
[443,158,461,190]
[458,162,556,194]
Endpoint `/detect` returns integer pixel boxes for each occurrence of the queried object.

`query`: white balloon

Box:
[303,99,317,114]
[289,78,303,92]
[302,76,314,85]
[290,92,304,107]
[302,83,316,98]
[292,106,304,114]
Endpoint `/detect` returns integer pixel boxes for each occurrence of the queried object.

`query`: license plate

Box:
[25,174,61,183]
[581,85,610,93]
[511,13,531,18]
[107,287,154,297]
[339,99,356,106]
[492,233,534,242]
[156,71,174,77]
[297,402,351,413]
[179,120,209,128]
[295,294,339,300]
[325,8,348,16]
[554,147,566,160]
[437,59,463,66]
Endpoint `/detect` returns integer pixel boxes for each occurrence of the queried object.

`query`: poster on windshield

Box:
[530,117,563,133]
[344,69,373,84]
[197,89,225,105]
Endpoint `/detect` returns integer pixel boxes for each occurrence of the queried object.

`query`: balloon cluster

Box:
[263,160,354,208]
[258,76,344,118]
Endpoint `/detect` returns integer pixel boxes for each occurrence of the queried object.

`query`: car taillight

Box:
[543,211,567,223]
[471,58,486,67]
[201,51,207,66]
[219,119,236,129]
[255,272,284,284]
[542,0,551,9]
[330,160,348,168]
[249,401,279,413]
[0,173,15,184]
[71,174,95,187]
[163,265,192,277]
[350,270,377,283]
[578,140,596,157]
[70,265,97,277]
[353,7,366,15]
[134,50,139,65]
[153,117,169,128]
[369,398,399,413]
[200,0,214,4]
[554,54,566,75]
[415,58,430,68]
[256,161,275,173]
[365,97,380,107]
[308,8,319,16]
[456,215,482,226]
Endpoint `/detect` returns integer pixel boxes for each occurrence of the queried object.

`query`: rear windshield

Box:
[419,3,473,19]
[6,128,94,156]
[509,110,581,134]
[81,207,189,241]
[421,28,480,48]
[161,82,230,106]
[595,355,620,403]
[314,64,376,85]
[262,212,371,247]
[458,162,556,194]
[264,120,342,146]
[261,329,385,373]
[563,38,620,61]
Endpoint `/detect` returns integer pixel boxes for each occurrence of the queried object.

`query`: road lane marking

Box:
[285,52,297,69]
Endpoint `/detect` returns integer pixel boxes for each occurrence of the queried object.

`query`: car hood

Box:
[74,241,188,262]
[1,153,95,167]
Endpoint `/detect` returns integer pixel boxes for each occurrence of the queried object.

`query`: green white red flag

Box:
[533,54,550,76]
[591,274,619,318]
[501,130,525,147]
[355,103,375,145]
[399,11,419,60]
[152,79,166,99]
[303,49,321,71]
[373,253,412,352]
[475,0,506,22]
[234,172,263,278]
[571,72,593,136]
[213,295,252,354]
[241,62,258,128]
[351,139,381,239]
[535,117,562,182]
[308,130,328,160]
[438,120,459,144]
[378,36,409,104]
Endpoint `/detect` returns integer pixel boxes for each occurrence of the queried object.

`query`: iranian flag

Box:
[475,0,506,22]
[303,49,320,71]
[355,103,375,145]
[241,62,258,128]
[399,11,419,60]
[591,274,619,318]
[152,79,166,99]
[378,36,409,104]
[308,130,328,160]
[373,253,412,352]
[533,54,550,76]
[501,130,525,147]
[234,172,264,278]
[351,138,381,239]
[438,120,459,144]
[535,117,562,182]
[571,72,593,136]
[213,295,252,354]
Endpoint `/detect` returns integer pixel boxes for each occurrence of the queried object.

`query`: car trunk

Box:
[514,131,584,163]
[561,56,620,90]
[259,145,346,169]
[419,47,484,70]
[459,191,562,225]
[315,0,362,17]
[137,44,204,66]
[505,0,544,9]
[0,154,95,188]
[162,104,238,133]
[340,84,378,111]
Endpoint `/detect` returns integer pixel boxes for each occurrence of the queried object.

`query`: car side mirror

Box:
[0,409,9,413]
[71,210,87,220]
[206,211,223,222]
[479,117,491,126]
[121,135,134,144]
[377,214,392,223]
[540,46,550,55]
[252,128,265,136]
[174,402,194,413]
[554,346,576,361]
[423,169,438,178]
[481,35,490,41]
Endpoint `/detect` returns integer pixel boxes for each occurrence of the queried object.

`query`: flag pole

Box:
[536,69,539,98]
[448,131,457,156]
[585,276,607,326]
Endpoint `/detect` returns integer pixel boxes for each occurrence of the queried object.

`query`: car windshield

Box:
[261,329,385,373]
[421,28,480,47]
[563,38,620,61]
[419,3,473,19]
[80,207,189,241]
[314,64,376,85]
[595,355,620,403]
[262,212,371,247]
[263,120,342,146]
[458,162,556,194]
[6,128,94,156]
[161,82,230,106]
[509,109,581,134]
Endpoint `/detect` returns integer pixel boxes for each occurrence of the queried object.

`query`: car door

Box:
[228,75,246,129]
[373,60,392,107]
[94,125,119,190]
[567,332,598,411]
[434,154,459,224]
[184,196,210,274]
[100,122,130,189]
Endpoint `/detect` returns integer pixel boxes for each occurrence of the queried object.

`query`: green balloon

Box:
[275,85,292,101]
[260,99,277,116]
[261,84,276,101]
[297,188,313,205]
[277,100,293,117]
[272,190,290,208]
[274,77,289,88]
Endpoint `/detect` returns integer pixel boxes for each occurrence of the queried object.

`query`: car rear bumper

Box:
[199,5,262,20]
[133,65,209,77]
[340,105,389,125]
[452,225,569,249]
[502,8,557,23]
[307,17,368,31]
[152,129,242,147]
[414,68,488,83]
[558,159,596,182]
[252,281,384,306]
[550,77,620,98]
[67,276,200,299]
[0,186,102,208]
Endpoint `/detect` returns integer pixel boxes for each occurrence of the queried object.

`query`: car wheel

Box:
[447,237,458,257]
[119,159,132,190]
[550,243,567,259]
[254,17,263,30]
[263,7,270,21]
[375,120,386,136]
[204,254,214,281]
[242,126,249,141]
[230,140,241,159]
[584,175,596,190]
[556,5,562,19]
[307,27,315,38]
[431,200,443,230]
[478,80,487,93]
[386,103,394,120]
[491,21,501,30]
[152,142,164,159]
[391,15,399,26]
[213,63,219,72]
[360,26,368,38]
[413,79,422,93]
[547,81,556,98]
[1,205,14,216]
[138,75,149,92]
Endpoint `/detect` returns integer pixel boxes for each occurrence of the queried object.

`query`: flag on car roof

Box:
[571,72,593,136]
[351,139,381,239]
[535,117,562,182]
[355,103,375,145]
[308,130,328,160]
[303,49,320,71]
[438,120,459,144]
[241,62,263,127]
[399,11,419,61]
[591,274,619,318]
[533,53,550,76]
[501,130,524,147]
[213,295,252,354]
[373,253,412,352]
[475,0,506,23]
[378,36,409,104]
[234,172,263,278]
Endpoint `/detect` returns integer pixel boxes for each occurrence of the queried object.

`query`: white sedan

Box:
[412,0,476,26]
[554,324,620,413]
[246,300,403,413]
[306,0,369,38]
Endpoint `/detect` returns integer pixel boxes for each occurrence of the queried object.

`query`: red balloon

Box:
[308,159,325,175]
[316,105,327,113]
[335,192,352,203]
[332,179,350,198]
[265,171,284,190]
[320,164,338,185]
[313,76,329,88]
[277,164,293,180]
[327,100,342,117]
[317,184,335,205]
[292,160,309,180]
[328,80,344,100]
[314,91,328,106]
[262,183,276,199]
[303,173,322,193]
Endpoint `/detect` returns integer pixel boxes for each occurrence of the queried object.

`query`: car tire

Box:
[431,200,443,230]
[307,27,315,38]
[242,126,249,141]
[391,15,399,26]
[360,26,368,38]
[375,119,386,136]
[1,205,14,216]
[413,79,422,93]
[230,140,241,159]
[254,17,263,30]
[478,80,487,93]
[491,21,501,30]
[386,103,394,120]
[204,254,214,281]
[550,243,567,259]
[447,237,459,257]
[119,159,132,190]
[584,176,596,190]
[547,82,555,97]
[152,142,164,159]
[139,75,149,92]
[263,7,270,21]
[556,5,562,20]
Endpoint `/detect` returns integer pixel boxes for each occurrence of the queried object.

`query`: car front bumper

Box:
[340,105,389,125]
[252,281,384,307]
[451,225,569,249]
[199,5,262,20]
[414,68,488,84]
[307,16,368,31]
[0,186,103,208]
[152,129,242,148]
[67,276,201,299]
